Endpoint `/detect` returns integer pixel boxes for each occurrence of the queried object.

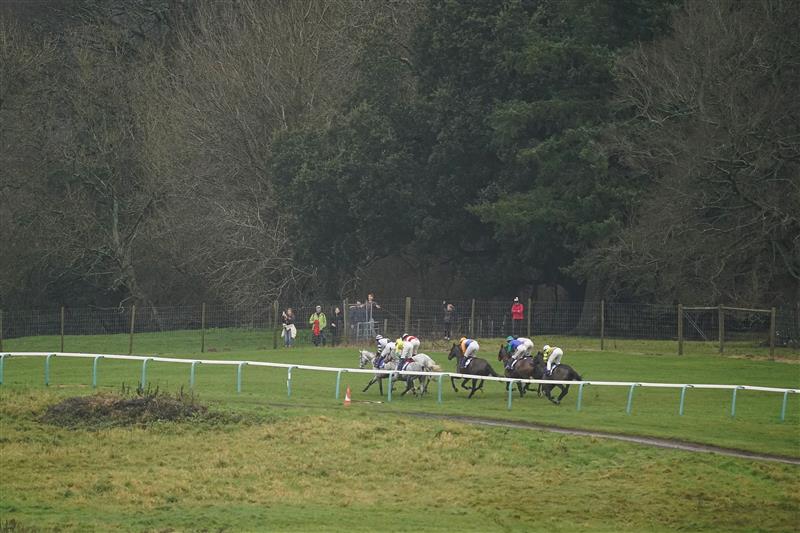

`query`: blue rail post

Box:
[576,382,585,411]
[190,361,200,390]
[0,354,6,385]
[507,380,515,410]
[236,362,247,393]
[679,385,690,416]
[335,369,347,399]
[781,390,789,422]
[387,372,395,402]
[287,366,296,398]
[140,358,153,389]
[92,356,103,389]
[437,374,446,404]
[626,383,638,415]
[45,353,55,386]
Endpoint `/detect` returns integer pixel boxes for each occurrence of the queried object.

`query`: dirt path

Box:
[407,412,800,465]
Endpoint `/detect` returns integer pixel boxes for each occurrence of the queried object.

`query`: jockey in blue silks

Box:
[374,334,390,368]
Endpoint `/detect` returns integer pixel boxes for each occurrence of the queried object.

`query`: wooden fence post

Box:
[342,299,348,345]
[60,306,65,352]
[470,299,475,338]
[600,300,605,351]
[718,305,724,354]
[677,303,684,356]
[527,297,532,338]
[128,304,136,355]
[273,300,279,349]
[770,307,776,359]
[404,297,411,334]
[201,303,206,353]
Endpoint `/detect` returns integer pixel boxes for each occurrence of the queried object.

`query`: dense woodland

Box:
[1,0,798,310]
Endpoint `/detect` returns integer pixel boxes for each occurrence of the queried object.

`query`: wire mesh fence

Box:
[1,299,798,357]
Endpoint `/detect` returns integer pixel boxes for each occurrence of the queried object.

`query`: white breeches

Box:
[401,339,420,358]
[464,342,480,358]
[512,339,534,359]
[546,348,563,371]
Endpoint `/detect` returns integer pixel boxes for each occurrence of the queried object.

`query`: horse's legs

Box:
[460,378,471,391]
[450,376,459,393]
[467,378,478,399]
[401,378,415,396]
[517,380,525,398]
[363,376,377,393]
[555,384,570,404]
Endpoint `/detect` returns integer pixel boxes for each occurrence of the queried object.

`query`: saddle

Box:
[398,359,412,372]
[460,357,473,372]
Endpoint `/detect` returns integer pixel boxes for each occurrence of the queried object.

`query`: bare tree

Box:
[593,0,800,306]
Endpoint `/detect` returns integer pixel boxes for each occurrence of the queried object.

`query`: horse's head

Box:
[498,345,510,361]
[447,343,460,360]
[358,350,374,369]
[533,351,544,365]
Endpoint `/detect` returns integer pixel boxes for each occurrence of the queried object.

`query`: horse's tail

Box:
[431,364,442,372]
[488,364,500,377]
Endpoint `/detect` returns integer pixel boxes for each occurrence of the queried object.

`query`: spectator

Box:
[511,297,524,336]
[309,305,327,347]
[442,301,455,340]
[281,308,296,348]
[330,306,343,346]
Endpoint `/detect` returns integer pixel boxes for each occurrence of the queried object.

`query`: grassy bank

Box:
[1,387,799,532]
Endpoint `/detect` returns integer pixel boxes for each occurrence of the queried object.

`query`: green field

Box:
[1,336,799,531]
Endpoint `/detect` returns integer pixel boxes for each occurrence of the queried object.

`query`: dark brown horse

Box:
[448,343,500,399]
[532,352,582,405]
[497,345,538,397]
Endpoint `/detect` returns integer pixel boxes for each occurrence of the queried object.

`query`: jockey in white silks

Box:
[374,334,391,368]
[542,344,563,375]
[379,339,398,368]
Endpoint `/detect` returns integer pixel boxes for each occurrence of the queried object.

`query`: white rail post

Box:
[190,361,200,390]
[287,366,296,397]
[236,362,247,393]
[91,356,103,388]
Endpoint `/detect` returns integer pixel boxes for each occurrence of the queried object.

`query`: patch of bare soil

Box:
[40,386,208,429]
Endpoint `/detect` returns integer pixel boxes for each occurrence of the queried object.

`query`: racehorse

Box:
[532,351,582,405]
[358,350,430,396]
[358,350,441,372]
[447,343,500,399]
[497,345,537,397]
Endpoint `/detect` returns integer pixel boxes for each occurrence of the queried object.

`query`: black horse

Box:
[448,343,500,399]
[497,345,538,397]
[532,351,582,405]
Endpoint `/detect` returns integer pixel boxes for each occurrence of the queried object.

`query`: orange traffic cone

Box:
[344,385,352,406]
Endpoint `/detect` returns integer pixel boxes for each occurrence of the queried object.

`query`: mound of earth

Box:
[40,389,208,428]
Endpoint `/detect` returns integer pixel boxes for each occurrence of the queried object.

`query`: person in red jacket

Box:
[511,297,524,336]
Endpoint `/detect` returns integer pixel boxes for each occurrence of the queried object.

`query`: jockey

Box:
[542,344,563,376]
[374,334,390,368]
[459,336,480,368]
[400,333,420,359]
[395,338,409,371]
[513,336,534,360]
[379,339,397,368]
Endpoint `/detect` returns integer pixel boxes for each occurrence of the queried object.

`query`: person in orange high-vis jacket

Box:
[511,297,524,336]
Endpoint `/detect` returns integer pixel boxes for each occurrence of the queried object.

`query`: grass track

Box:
[1,338,799,531]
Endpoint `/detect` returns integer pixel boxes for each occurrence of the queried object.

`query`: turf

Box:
[1,338,799,531]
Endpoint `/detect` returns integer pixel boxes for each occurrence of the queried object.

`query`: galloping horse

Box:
[358,350,430,396]
[532,352,582,405]
[447,343,500,399]
[497,345,538,397]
